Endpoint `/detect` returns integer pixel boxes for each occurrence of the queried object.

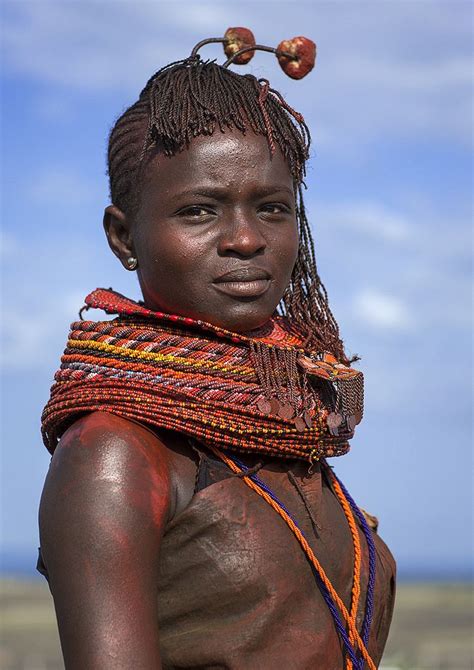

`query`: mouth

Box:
[212,267,273,298]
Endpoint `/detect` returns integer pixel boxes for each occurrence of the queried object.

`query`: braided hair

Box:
[107,56,348,362]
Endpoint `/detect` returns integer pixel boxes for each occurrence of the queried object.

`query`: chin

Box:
[206,306,277,334]
[143,292,279,334]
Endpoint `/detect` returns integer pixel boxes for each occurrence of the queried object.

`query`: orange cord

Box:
[209,445,376,670]
[330,473,362,669]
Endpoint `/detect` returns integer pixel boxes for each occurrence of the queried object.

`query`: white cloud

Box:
[159,3,237,31]
[309,195,471,335]
[313,54,472,147]
[317,201,411,243]
[0,1,246,92]
[352,288,414,331]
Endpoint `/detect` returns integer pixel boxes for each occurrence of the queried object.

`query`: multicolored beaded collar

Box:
[42,288,363,464]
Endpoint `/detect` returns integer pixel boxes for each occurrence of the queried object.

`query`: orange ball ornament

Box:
[277,36,316,79]
[224,27,256,64]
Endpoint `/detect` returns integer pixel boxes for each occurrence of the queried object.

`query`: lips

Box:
[213,267,272,298]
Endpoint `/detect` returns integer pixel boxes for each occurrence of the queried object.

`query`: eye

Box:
[259,203,292,218]
[176,205,215,219]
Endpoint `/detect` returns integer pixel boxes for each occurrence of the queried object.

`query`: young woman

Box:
[38,29,395,669]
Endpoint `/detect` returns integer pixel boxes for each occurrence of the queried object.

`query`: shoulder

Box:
[53,410,173,497]
[53,410,173,472]
[54,410,171,464]
[42,411,201,530]
[41,411,175,536]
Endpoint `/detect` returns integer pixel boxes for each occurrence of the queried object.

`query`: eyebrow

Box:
[173,185,295,201]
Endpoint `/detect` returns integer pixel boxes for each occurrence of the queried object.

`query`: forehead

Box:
[141,131,294,200]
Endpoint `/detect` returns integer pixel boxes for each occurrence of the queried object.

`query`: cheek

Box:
[136,225,177,270]
[277,224,299,278]
[135,225,211,296]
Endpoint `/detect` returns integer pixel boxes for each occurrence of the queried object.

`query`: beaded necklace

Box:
[42,288,363,465]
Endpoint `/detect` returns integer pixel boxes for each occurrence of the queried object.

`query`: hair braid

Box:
[107,57,348,362]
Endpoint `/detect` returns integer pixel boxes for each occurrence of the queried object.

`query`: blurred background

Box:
[1,1,472,668]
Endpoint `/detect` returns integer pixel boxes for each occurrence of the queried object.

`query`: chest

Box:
[157,457,365,668]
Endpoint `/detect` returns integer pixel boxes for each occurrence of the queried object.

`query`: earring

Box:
[126,257,138,271]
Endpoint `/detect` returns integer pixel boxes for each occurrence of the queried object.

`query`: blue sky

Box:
[1,1,472,576]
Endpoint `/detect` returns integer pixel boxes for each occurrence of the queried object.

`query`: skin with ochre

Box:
[39,133,302,668]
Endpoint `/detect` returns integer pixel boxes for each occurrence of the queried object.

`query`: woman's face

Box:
[105,132,299,333]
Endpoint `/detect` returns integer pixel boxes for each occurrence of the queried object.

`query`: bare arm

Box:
[39,411,173,669]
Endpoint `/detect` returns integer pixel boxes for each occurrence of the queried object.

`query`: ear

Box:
[103,205,135,270]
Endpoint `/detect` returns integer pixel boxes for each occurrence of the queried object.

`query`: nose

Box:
[218,211,267,258]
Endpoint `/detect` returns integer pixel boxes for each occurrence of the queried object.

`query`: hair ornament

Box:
[223,27,256,64]
[190,27,256,63]
[189,27,316,79]
[276,36,317,79]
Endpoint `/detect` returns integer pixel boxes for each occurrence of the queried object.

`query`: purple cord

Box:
[329,469,377,670]
[227,453,360,666]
